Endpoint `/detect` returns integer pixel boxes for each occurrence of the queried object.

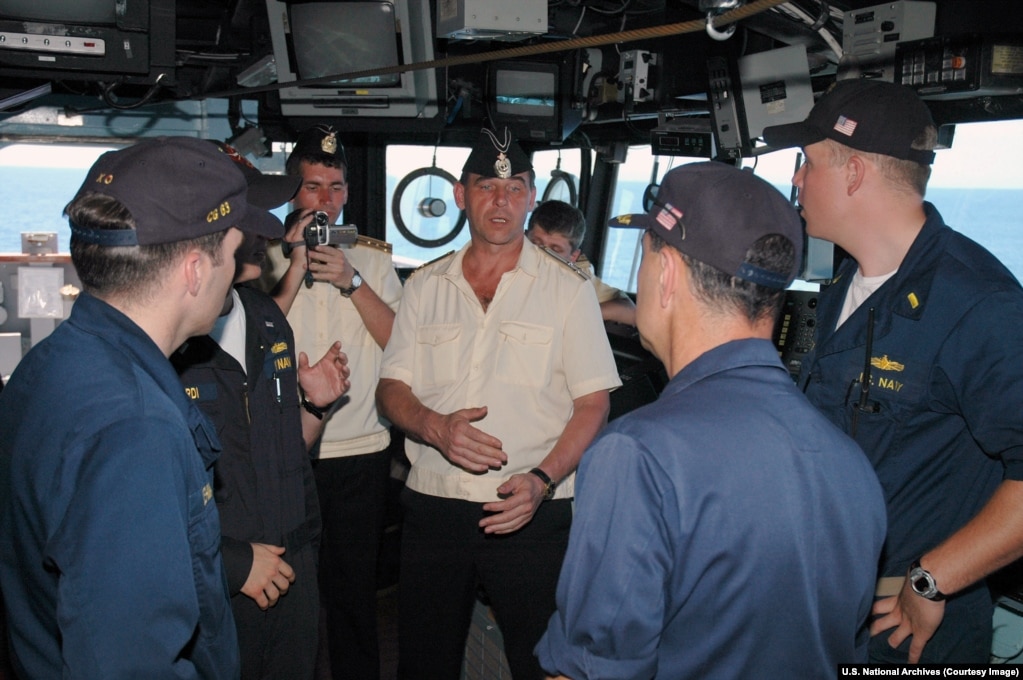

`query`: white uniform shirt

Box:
[380,239,622,502]
[268,238,404,457]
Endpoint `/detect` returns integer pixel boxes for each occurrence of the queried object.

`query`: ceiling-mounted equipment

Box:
[617,50,658,104]
[0,0,175,87]
[651,114,714,158]
[486,54,584,143]
[838,1,935,83]
[265,0,439,119]
[739,44,814,142]
[896,34,1023,100]
[436,0,547,42]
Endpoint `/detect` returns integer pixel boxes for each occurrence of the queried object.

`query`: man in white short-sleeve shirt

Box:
[376,127,621,680]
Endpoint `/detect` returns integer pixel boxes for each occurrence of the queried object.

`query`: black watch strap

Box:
[529,467,556,501]
[909,559,946,601]
[301,396,325,420]
[338,269,362,298]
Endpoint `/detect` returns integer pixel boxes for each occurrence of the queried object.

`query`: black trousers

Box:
[397,488,572,680]
[316,450,392,680]
[233,538,319,680]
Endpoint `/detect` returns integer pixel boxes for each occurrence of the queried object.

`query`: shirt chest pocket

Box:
[497,322,553,387]
[416,324,462,387]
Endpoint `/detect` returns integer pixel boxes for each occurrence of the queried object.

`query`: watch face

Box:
[909,566,942,600]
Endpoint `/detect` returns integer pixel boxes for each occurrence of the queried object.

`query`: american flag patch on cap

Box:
[656,203,684,231]
[833,115,858,137]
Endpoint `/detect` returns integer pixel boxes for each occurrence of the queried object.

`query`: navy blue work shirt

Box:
[538,339,886,679]
[0,292,239,679]
[798,204,1023,662]
[800,204,1023,576]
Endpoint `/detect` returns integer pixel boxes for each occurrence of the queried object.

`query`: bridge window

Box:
[596,119,1023,292]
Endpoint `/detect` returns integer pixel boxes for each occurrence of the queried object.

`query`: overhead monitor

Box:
[486,55,582,143]
[265,0,439,119]
[0,0,175,85]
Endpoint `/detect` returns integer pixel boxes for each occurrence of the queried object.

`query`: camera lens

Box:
[315,211,329,227]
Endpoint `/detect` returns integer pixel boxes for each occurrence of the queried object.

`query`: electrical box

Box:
[839,0,935,82]
[617,50,658,104]
[896,34,1023,100]
[707,56,748,159]
[436,0,547,41]
[739,44,814,142]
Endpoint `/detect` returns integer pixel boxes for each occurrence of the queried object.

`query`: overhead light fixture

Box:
[227,125,271,158]
[236,55,277,88]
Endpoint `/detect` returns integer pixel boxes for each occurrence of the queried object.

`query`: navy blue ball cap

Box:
[69,136,284,246]
[608,162,803,290]
[461,127,532,179]
[762,79,936,165]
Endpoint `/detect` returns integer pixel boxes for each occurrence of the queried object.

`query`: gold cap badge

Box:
[321,131,337,155]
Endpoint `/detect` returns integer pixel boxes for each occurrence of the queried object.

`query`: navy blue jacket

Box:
[0,293,239,679]
[173,284,320,593]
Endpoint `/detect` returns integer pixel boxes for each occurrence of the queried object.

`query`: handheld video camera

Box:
[304,212,358,249]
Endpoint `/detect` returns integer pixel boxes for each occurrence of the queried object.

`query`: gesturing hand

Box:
[299,340,350,407]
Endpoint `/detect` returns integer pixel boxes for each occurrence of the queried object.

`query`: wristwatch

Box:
[908,559,946,601]
[529,467,557,501]
[301,396,325,420]
[338,269,362,298]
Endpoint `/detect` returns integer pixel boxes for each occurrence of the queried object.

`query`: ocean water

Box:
[2,166,1021,285]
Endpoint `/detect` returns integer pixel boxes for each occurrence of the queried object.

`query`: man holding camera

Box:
[267,125,403,680]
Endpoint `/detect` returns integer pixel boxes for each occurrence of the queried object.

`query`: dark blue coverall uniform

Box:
[174,284,321,679]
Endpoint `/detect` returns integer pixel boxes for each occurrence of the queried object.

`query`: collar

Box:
[882,202,949,321]
[816,203,949,354]
[834,203,947,319]
[433,237,542,281]
[663,338,787,397]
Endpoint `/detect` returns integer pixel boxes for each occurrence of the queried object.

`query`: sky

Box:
[0,143,115,169]
[752,119,1023,190]
[612,118,1023,190]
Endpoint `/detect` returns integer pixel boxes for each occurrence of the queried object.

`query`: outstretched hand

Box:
[434,406,506,473]
[298,340,350,408]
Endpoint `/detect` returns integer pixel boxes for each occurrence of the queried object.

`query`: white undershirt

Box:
[836,268,897,329]
[209,288,247,374]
